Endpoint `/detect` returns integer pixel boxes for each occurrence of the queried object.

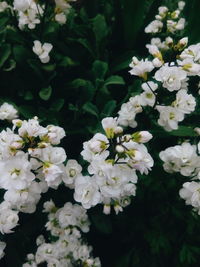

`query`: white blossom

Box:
[154,65,187,91]
[33,40,53,64]
[0,103,18,121]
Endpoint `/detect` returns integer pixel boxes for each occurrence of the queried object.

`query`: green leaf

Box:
[3,59,16,71]
[68,103,78,111]
[58,56,78,67]
[19,105,35,119]
[0,44,11,68]
[70,79,95,102]
[169,126,197,137]
[76,38,95,57]
[180,245,196,264]
[92,60,108,79]
[82,102,99,117]
[50,98,65,112]
[92,14,108,44]
[42,64,56,72]
[104,75,125,86]
[101,100,117,117]
[13,45,30,63]
[111,50,134,73]
[39,86,52,101]
[70,79,89,88]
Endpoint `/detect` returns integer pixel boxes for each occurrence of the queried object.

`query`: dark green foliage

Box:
[0,0,200,266]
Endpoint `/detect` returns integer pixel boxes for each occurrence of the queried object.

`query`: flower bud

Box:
[114,126,123,135]
[116,145,125,153]
[103,204,111,215]
[114,204,123,214]
[132,131,152,143]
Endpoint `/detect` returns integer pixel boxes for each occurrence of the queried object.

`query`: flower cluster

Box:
[68,117,153,214]
[144,1,185,34]
[0,116,66,234]
[159,140,200,214]
[23,200,101,267]
[13,0,44,30]
[118,1,199,132]
[0,0,77,30]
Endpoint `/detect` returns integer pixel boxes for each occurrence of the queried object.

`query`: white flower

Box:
[154,65,187,91]
[139,81,158,107]
[14,0,31,11]
[129,57,154,80]
[118,102,137,128]
[156,105,184,131]
[0,241,6,259]
[167,18,185,32]
[178,58,200,76]
[0,103,18,121]
[0,202,19,234]
[0,128,22,159]
[33,40,53,64]
[125,142,154,174]
[180,43,200,63]
[172,89,196,114]
[81,133,109,162]
[159,142,200,176]
[0,153,35,190]
[55,13,67,24]
[62,159,82,186]
[17,1,43,30]
[101,117,120,138]
[46,125,66,145]
[4,181,42,213]
[0,1,9,12]
[145,20,163,33]
[18,117,48,138]
[74,175,101,209]
[179,182,200,209]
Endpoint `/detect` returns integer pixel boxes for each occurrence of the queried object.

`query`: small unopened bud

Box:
[85,259,94,266]
[131,56,139,65]
[114,204,123,214]
[132,131,152,143]
[153,57,163,67]
[158,6,168,16]
[114,126,123,135]
[123,134,132,142]
[116,145,125,153]
[103,204,111,215]
[12,119,22,128]
[171,10,180,19]
[38,141,49,148]
[175,37,188,51]
[179,37,188,46]
[165,37,173,47]
[178,1,185,11]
